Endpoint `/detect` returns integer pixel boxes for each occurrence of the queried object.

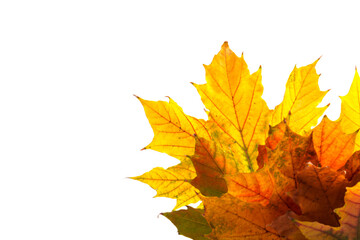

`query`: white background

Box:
[1,1,360,239]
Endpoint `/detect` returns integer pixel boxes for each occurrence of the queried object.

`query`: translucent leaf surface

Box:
[312,115,356,170]
[202,194,285,240]
[225,168,274,206]
[193,42,270,172]
[270,59,329,135]
[340,69,360,151]
[136,96,211,160]
[131,159,199,209]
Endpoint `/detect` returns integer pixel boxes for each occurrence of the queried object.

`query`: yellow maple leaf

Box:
[131,159,200,210]
[340,69,360,151]
[135,96,211,161]
[270,59,329,135]
[192,42,270,172]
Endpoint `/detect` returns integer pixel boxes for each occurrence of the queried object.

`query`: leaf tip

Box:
[222,41,229,48]
[312,56,322,66]
[355,67,360,77]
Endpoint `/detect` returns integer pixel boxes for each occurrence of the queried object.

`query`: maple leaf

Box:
[295,182,360,240]
[161,206,211,240]
[267,122,319,187]
[254,123,312,216]
[189,137,237,197]
[133,97,211,208]
[340,69,360,151]
[192,42,270,172]
[131,159,200,209]
[201,194,286,240]
[270,59,329,135]
[312,115,357,170]
[225,167,274,206]
[189,137,275,205]
[291,164,348,226]
[135,96,211,161]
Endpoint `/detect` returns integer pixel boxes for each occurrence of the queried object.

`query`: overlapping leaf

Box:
[270,59,329,135]
[131,159,200,209]
[266,121,287,150]
[189,137,237,197]
[192,42,270,172]
[312,116,357,170]
[162,206,211,240]
[263,122,316,215]
[291,164,348,226]
[340,69,360,151]
[225,167,274,206]
[296,182,360,240]
[201,194,285,240]
[267,122,319,186]
[189,136,275,205]
[270,213,307,240]
[136,96,211,160]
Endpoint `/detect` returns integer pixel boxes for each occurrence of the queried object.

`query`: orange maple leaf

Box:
[312,115,357,170]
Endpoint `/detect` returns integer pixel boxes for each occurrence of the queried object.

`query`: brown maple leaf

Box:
[291,164,348,226]
[296,182,360,240]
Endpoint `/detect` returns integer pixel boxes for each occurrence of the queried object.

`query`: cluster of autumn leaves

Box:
[132,42,360,240]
